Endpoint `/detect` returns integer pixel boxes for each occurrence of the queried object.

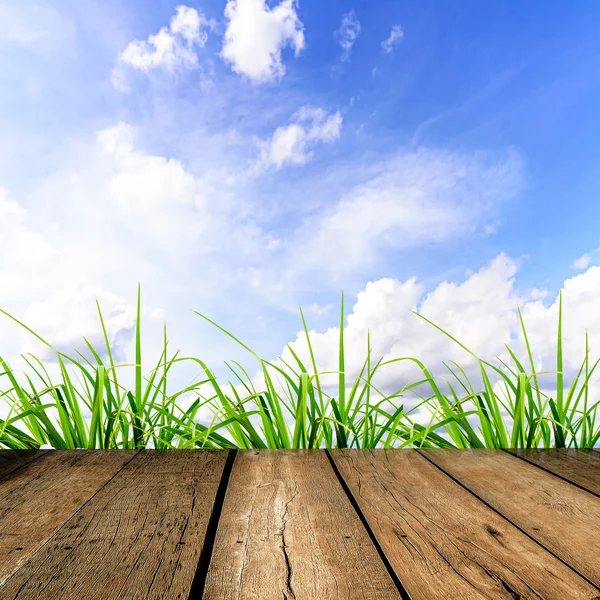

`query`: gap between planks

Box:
[201,449,407,600]
[0,450,227,600]
[0,449,49,481]
[3,449,599,600]
[324,449,411,600]
[187,449,236,599]
[419,448,600,590]
[504,448,600,497]
[0,450,138,586]
[332,449,599,600]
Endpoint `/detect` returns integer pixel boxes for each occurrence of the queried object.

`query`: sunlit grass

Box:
[0,287,598,449]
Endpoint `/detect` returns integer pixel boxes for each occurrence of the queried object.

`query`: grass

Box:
[0,287,598,450]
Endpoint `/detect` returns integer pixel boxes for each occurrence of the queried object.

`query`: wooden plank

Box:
[420,448,600,588]
[0,449,47,479]
[0,449,229,600]
[0,450,134,585]
[331,449,598,600]
[508,449,600,496]
[203,450,403,600]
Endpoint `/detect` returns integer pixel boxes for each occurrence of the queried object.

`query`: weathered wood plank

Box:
[331,449,598,600]
[0,449,228,600]
[203,450,403,600]
[420,448,600,588]
[0,450,134,585]
[508,449,600,496]
[0,449,47,479]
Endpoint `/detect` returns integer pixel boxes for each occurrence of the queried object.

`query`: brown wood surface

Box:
[331,449,598,600]
[0,449,228,600]
[420,448,600,588]
[508,449,600,496]
[0,450,135,585]
[0,449,47,479]
[1,449,600,599]
[203,450,403,600]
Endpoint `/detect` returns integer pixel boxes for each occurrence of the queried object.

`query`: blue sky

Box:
[1,0,600,386]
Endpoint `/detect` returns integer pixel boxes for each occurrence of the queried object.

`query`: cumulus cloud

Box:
[281,255,517,389]
[294,148,524,274]
[112,5,214,89]
[257,106,342,170]
[572,253,592,270]
[335,10,361,61]
[221,0,304,83]
[381,24,404,53]
[277,254,600,410]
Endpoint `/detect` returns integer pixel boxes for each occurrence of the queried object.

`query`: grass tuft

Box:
[0,289,598,449]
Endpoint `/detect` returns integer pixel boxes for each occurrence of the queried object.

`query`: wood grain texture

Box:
[420,448,600,588]
[0,449,47,479]
[508,449,600,496]
[0,450,228,600]
[203,450,403,600]
[331,449,599,600]
[0,450,134,585]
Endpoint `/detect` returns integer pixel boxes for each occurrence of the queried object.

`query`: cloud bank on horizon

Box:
[1,0,600,396]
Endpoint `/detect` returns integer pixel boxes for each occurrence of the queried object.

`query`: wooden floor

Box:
[0,449,599,599]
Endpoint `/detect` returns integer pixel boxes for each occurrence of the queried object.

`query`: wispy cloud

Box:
[290,148,524,276]
[0,3,74,46]
[572,253,592,270]
[335,10,361,62]
[381,24,404,53]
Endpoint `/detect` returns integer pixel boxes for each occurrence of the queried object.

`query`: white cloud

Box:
[519,266,600,374]
[221,0,304,83]
[335,10,361,62]
[381,24,404,54]
[257,106,342,170]
[281,255,518,391]
[0,188,26,223]
[294,148,524,274]
[278,254,600,409]
[93,121,264,261]
[0,121,268,375]
[112,5,214,89]
[572,253,592,270]
[0,188,56,303]
[96,122,209,247]
[22,286,163,362]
